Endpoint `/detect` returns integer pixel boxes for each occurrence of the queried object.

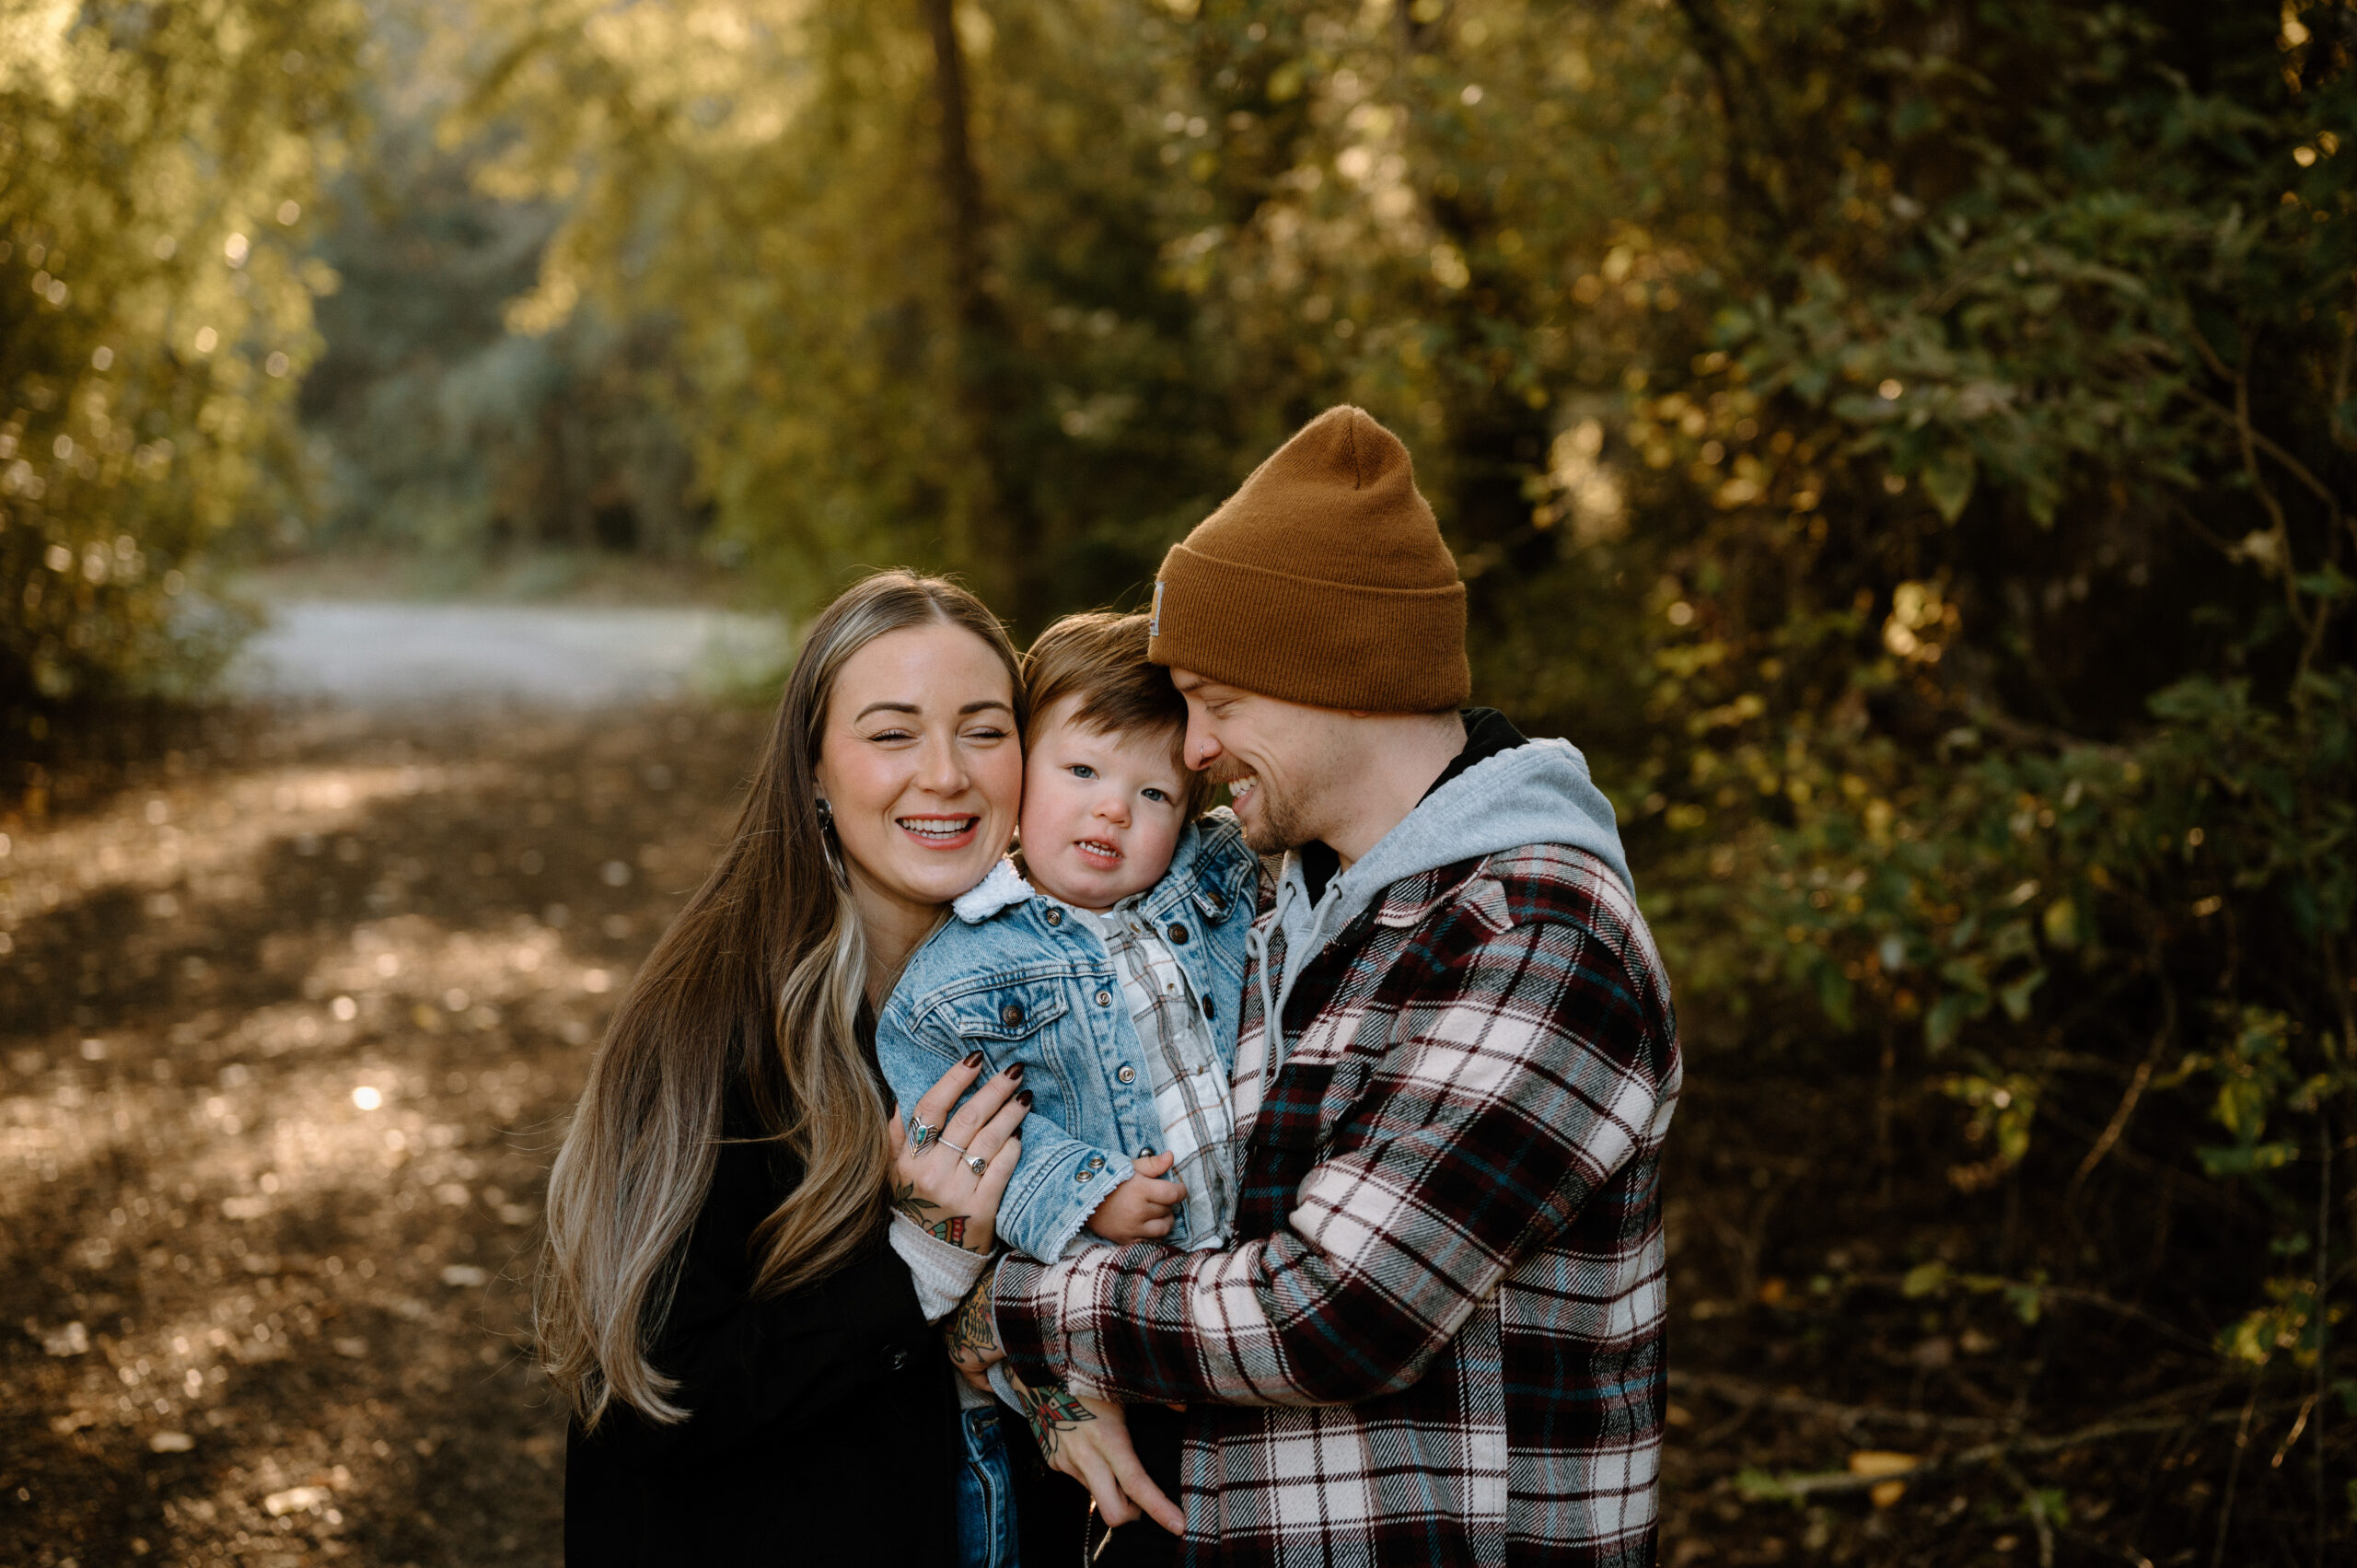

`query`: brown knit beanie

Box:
[1147,406,1469,712]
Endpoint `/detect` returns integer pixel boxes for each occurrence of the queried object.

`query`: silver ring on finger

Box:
[938,1136,970,1156]
[966,1154,989,1177]
[909,1120,942,1152]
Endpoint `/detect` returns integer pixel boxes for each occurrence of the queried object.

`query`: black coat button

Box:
[1167,923,1190,945]
[885,1346,911,1373]
[1000,1002,1025,1028]
[1201,995,1216,1020]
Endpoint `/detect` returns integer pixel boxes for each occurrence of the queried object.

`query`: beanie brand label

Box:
[1150,580,1165,638]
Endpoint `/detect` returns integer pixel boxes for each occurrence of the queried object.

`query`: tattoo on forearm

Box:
[949,1275,999,1357]
[1022,1379,1094,1458]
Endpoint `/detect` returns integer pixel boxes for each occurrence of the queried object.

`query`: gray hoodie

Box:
[1251,737,1634,1074]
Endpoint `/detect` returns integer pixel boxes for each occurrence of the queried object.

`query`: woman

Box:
[539,570,1034,1564]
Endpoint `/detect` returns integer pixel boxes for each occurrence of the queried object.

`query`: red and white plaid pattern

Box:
[996,842,1681,1566]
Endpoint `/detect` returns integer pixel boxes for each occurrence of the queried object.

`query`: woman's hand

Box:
[885,1051,1029,1253]
[1004,1365,1186,1536]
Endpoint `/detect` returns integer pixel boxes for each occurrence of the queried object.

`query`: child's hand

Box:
[1085,1151,1186,1243]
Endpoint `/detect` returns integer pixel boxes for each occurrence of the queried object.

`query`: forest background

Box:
[4,0,2353,1562]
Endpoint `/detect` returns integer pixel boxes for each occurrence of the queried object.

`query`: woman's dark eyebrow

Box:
[852,699,1013,721]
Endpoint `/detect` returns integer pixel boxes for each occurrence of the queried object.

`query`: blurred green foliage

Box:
[299,0,703,560]
[1,0,366,723]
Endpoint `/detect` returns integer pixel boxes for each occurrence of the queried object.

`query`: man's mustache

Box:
[1202,762,1253,787]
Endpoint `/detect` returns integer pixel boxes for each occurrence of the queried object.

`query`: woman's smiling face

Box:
[813,621,1023,944]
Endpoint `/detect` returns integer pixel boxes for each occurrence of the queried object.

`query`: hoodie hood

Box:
[1255,738,1632,1064]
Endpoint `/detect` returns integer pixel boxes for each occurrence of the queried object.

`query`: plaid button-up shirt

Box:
[1091,902,1236,1251]
[996,842,1681,1567]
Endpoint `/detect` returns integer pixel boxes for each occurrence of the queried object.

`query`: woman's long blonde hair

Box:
[536,570,1024,1429]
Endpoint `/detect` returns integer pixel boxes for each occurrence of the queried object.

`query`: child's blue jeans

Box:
[957,1404,1019,1568]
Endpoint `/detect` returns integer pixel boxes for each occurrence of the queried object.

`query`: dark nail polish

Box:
[1004,1062,1026,1082]
[1017,1090,1035,1108]
[963,1050,986,1068]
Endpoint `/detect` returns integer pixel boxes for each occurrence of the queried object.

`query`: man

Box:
[959,406,1681,1566]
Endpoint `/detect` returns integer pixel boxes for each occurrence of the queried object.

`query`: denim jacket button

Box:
[1167,923,1189,945]
[1095,989,1113,1007]
[1076,1167,1094,1181]
[1116,1064,1137,1085]
[1201,995,1216,1020]
[1044,908,1062,926]
[1000,1002,1025,1028]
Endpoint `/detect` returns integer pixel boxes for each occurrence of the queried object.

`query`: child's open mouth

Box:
[897,815,980,848]
[1074,837,1122,867]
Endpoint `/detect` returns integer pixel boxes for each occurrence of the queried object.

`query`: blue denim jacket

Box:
[877,810,1260,1261]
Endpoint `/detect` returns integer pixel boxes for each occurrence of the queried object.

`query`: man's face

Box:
[1168,668,1345,854]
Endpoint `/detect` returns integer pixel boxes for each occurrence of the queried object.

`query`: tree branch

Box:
[1730,1403,2264,1501]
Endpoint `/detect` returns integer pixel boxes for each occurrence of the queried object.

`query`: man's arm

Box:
[993,912,1675,1409]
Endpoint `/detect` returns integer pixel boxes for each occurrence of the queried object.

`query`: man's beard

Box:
[1230,776,1312,856]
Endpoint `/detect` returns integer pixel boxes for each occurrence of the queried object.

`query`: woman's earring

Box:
[814,796,849,886]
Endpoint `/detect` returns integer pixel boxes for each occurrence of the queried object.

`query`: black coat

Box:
[564,1110,958,1565]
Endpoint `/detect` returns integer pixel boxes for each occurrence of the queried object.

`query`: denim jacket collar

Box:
[947,819,1249,935]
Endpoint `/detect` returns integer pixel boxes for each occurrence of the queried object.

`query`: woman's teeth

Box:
[898,818,976,842]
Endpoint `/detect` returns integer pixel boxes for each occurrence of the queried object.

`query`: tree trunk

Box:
[918,0,1034,618]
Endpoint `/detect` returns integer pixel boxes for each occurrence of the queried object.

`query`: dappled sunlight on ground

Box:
[0,703,759,1567]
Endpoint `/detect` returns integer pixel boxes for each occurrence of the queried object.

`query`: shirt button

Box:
[1116,1065,1137,1085]
[1201,996,1216,1020]
[1044,908,1062,925]
[1167,923,1190,945]
[1139,1144,1156,1157]
[1000,1001,1025,1028]
[1096,989,1113,1007]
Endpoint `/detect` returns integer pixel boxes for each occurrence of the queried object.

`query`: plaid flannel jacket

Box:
[996,841,1681,1567]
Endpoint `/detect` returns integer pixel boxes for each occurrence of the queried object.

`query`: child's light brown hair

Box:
[1022,611,1214,819]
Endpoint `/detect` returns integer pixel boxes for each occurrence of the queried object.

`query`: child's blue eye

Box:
[1142,787,1171,804]
[1068,764,1097,780]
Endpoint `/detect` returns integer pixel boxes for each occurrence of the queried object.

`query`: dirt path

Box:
[226,603,788,708]
[1,702,761,1566]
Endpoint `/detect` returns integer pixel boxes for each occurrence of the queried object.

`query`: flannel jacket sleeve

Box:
[992,900,1670,1407]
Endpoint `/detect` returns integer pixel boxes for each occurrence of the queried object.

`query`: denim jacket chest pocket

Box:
[933,979,1084,1112]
